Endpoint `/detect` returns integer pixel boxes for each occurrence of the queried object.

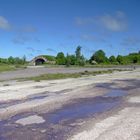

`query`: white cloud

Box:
[99,14,127,31]
[12,34,40,45]
[12,35,31,45]
[46,48,57,53]
[116,11,125,18]
[75,11,127,32]
[0,16,11,30]
[81,34,106,42]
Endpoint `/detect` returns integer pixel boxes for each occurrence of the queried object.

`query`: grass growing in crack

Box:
[18,69,117,82]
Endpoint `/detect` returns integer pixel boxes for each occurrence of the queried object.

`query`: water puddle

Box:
[55,89,73,95]
[27,92,49,100]
[0,89,126,140]
[96,83,113,89]
[104,89,127,97]
[44,96,121,124]
[0,92,49,109]
[0,100,21,109]
[29,95,48,100]
[34,86,46,89]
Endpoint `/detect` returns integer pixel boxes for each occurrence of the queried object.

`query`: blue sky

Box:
[0,0,140,60]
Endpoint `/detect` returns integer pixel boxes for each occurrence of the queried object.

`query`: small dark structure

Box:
[30,56,48,65]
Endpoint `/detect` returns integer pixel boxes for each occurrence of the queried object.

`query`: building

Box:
[30,55,56,66]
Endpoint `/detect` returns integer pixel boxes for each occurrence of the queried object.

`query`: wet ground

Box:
[0,70,140,140]
[0,87,130,140]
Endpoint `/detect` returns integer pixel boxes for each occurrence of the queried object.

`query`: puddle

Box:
[0,136,5,140]
[34,86,46,88]
[0,100,21,109]
[55,89,73,95]
[0,92,49,109]
[29,95,48,100]
[96,83,113,89]
[27,93,49,100]
[44,96,121,124]
[0,80,139,140]
[0,89,127,140]
[104,90,127,97]
[50,83,56,85]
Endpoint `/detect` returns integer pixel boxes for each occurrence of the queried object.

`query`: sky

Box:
[0,0,140,60]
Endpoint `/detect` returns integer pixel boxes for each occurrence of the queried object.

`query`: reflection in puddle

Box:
[0,89,126,140]
[44,96,121,124]
[28,94,48,100]
[104,90,127,97]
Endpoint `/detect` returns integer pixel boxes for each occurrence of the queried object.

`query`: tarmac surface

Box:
[0,65,136,81]
[0,68,140,140]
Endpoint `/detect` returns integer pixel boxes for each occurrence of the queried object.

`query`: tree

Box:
[22,55,26,64]
[132,56,138,63]
[8,56,15,64]
[75,46,85,66]
[0,58,7,64]
[56,52,66,65]
[14,57,23,64]
[75,46,81,61]
[69,55,76,65]
[116,55,123,64]
[109,55,117,64]
[79,55,86,66]
[90,50,106,64]
[66,54,71,67]
[66,54,77,66]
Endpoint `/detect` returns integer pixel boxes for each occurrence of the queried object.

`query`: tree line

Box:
[90,50,140,65]
[55,46,140,66]
[56,46,86,66]
[0,55,26,65]
[0,46,140,65]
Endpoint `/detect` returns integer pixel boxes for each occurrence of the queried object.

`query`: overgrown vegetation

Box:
[0,64,16,72]
[55,46,86,66]
[0,55,27,65]
[54,47,140,66]
[90,50,140,65]
[0,46,140,68]
[42,55,56,61]
[0,56,27,72]
[19,70,116,82]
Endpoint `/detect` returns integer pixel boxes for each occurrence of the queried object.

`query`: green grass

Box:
[19,69,117,82]
[0,64,16,72]
[0,64,27,73]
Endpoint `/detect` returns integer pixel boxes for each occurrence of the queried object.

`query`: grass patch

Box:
[0,64,16,72]
[0,64,27,73]
[14,65,27,69]
[27,73,82,81]
[19,69,117,82]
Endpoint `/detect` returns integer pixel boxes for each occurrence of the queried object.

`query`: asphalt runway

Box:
[0,65,137,81]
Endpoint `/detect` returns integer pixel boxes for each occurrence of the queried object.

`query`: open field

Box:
[0,65,16,72]
[0,68,140,139]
